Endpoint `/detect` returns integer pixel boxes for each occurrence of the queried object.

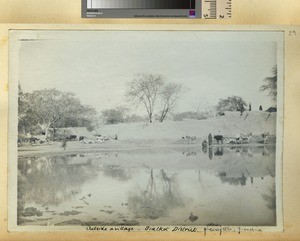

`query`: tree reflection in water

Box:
[218,172,247,186]
[103,165,132,181]
[262,184,276,210]
[128,169,184,220]
[18,154,99,222]
[262,184,276,224]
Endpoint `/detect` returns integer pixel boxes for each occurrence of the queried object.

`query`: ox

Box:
[214,135,223,145]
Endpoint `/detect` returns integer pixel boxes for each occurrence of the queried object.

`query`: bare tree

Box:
[159,83,182,122]
[126,74,164,123]
[260,66,277,104]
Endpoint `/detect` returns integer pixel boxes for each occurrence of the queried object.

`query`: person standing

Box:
[62,137,68,151]
[208,133,212,147]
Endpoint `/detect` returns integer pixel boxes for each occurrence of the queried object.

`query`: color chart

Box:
[82,0,231,19]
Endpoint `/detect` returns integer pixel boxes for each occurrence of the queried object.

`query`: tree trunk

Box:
[38,121,51,140]
[44,122,52,139]
[149,112,153,123]
[159,107,169,122]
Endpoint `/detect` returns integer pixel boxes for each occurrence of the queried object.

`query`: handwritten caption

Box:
[86,225,263,235]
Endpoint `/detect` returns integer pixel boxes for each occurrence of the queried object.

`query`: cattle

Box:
[262,132,269,144]
[183,135,196,144]
[29,137,39,144]
[67,135,77,141]
[227,133,252,145]
[214,135,223,145]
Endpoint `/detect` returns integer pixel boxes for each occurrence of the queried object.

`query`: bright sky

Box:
[18,31,283,115]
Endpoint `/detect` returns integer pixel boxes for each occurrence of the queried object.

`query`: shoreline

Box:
[18,140,276,157]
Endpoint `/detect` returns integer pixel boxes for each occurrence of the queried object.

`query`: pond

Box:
[17,145,277,227]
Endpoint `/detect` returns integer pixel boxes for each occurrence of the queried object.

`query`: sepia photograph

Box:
[8,29,283,231]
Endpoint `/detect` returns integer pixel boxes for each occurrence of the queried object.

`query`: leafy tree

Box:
[173,111,207,121]
[126,74,164,123]
[159,83,182,122]
[260,66,277,104]
[101,106,129,124]
[52,104,98,133]
[18,85,38,135]
[21,88,97,137]
[216,96,247,112]
[125,114,145,123]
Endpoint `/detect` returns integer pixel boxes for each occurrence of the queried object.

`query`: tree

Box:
[125,114,145,123]
[18,85,39,136]
[101,106,129,124]
[24,89,97,137]
[260,66,277,104]
[158,83,182,122]
[216,96,247,112]
[52,104,98,132]
[126,74,164,123]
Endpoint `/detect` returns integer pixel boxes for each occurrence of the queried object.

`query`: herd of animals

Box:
[18,133,118,146]
[182,132,272,146]
[19,132,272,146]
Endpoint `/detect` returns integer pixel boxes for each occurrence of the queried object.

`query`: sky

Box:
[18,31,283,115]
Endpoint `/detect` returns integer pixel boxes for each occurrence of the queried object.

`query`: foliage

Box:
[216,96,247,112]
[173,111,207,121]
[18,88,98,137]
[101,106,129,124]
[260,66,277,104]
[126,74,164,123]
[125,114,145,123]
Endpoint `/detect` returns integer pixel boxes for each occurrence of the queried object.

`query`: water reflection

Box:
[103,165,132,181]
[17,146,277,226]
[218,171,247,186]
[209,147,213,160]
[128,169,184,220]
[214,147,224,156]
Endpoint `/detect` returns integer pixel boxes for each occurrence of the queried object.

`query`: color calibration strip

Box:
[82,0,231,18]
[87,0,196,9]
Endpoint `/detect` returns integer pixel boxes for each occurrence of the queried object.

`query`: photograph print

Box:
[9,29,283,230]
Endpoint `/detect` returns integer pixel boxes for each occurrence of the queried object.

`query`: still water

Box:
[18,145,276,226]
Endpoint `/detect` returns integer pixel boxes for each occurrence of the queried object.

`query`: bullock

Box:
[183,135,196,144]
[29,137,39,144]
[68,135,77,141]
[213,135,223,145]
[262,132,269,144]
